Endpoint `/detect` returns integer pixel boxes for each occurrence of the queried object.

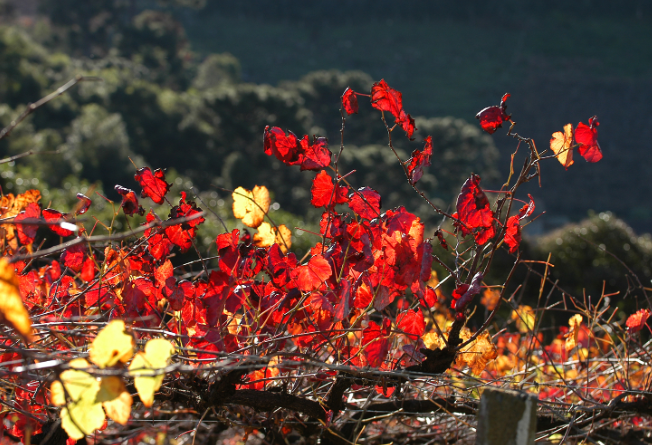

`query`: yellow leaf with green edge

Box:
[97,376,132,425]
[0,258,31,339]
[50,359,105,440]
[89,320,135,368]
[128,338,175,407]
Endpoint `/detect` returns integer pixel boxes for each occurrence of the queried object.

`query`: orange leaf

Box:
[0,258,31,339]
[550,123,574,169]
[565,314,583,351]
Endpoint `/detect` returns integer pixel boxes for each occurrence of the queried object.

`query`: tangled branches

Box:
[0,78,649,445]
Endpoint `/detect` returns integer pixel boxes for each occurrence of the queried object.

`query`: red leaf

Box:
[518,195,536,219]
[504,196,535,254]
[434,229,448,250]
[474,223,496,246]
[292,254,332,292]
[320,212,345,239]
[60,244,85,272]
[333,279,352,322]
[362,321,389,368]
[170,192,205,227]
[342,87,359,115]
[310,170,349,208]
[421,286,438,309]
[476,93,511,134]
[354,275,374,309]
[300,136,332,171]
[575,116,602,163]
[375,386,395,397]
[267,243,298,288]
[626,309,650,333]
[115,185,144,217]
[263,126,302,166]
[15,203,40,245]
[371,79,403,119]
[397,308,425,340]
[406,136,433,184]
[396,109,416,140]
[42,208,74,237]
[80,256,96,282]
[504,215,521,254]
[456,174,494,230]
[75,193,92,215]
[169,280,192,311]
[165,192,205,251]
[308,292,334,330]
[135,167,171,205]
[148,232,173,261]
[155,259,174,287]
[348,187,381,220]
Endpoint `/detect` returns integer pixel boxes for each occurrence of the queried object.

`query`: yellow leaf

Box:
[550,123,574,169]
[511,305,535,333]
[565,314,583,352]
[455,331,498,375]
[128,339,174,407]
[422,331,445,350]
[0,258,31,339]
[50,359,105,440]
[89,320,135,368]
[97,376,132,425]
[253,222,292,253]
[232,185,270,228]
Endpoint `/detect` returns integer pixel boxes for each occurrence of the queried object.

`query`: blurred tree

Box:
[117,10,193,89]
[37,0,131,57]
[535,212,652,312]
[62,103,142,187]
[193,52,241,89]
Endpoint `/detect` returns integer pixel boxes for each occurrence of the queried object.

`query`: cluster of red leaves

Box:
[342,79,416,140]
[263,126,332,171]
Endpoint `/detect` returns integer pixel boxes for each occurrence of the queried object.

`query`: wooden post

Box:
[476,387,537,445]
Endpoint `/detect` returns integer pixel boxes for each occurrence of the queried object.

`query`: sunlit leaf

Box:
[626,309,650,333]
[575,116,602,163]
[511,305,535,333]
[0,258,31,339]
[476,93,511,134]
[550,123,574,169]
[565,314,583,351]
[232,185,270,228]
[89,320,135,368]
[128,339,175,407]
[253,222,292,253]
[342,87,359,114]
[97,376,132,425]
[50,358,105,440]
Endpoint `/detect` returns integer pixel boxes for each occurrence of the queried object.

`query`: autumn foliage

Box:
[0,77,650,445]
